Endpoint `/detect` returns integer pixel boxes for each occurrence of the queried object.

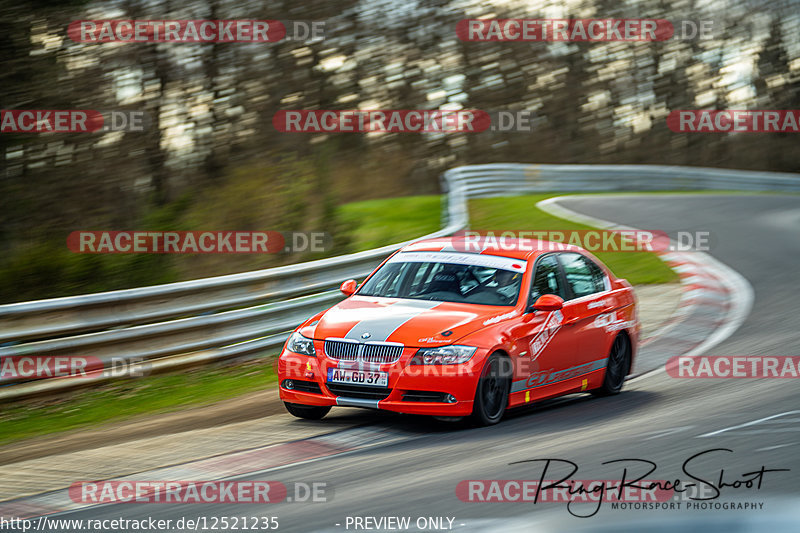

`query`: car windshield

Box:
[358,251,526,306]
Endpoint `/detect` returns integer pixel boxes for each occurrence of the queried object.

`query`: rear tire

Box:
[284,402,331,420]
[470,353,511,426]
[592,333,631,396]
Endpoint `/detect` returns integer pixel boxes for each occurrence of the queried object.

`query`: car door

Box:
[557,252,614,371]
[507,254,581,398]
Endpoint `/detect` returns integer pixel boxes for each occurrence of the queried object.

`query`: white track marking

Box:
[697,410,800,438]
[756,443,798,452]
[641,425,695,441]
[536,195,754,380]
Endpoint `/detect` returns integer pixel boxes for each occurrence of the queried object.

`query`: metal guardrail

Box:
[1,163,798,399]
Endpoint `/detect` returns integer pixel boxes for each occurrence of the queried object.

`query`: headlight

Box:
[410,345,477,365]
[286,332,316,356]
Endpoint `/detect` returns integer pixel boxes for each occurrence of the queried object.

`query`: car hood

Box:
[303,296,517,347]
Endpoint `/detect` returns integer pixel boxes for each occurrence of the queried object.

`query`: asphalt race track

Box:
[37,194,800,533]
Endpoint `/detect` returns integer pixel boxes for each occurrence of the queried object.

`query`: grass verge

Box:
[468,195,678,284]
[337,195,442,249]
[0,361,276,446]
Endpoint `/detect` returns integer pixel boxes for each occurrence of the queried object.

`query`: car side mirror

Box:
[528,294,564,313]
[340,279,358,296]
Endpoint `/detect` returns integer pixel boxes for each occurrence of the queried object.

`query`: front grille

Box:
[361,343,404,363]
[324,339,404,364]
[292,380,322,394]
[324,339,360,361]
[402,390,448,403]
[326,383,392,401]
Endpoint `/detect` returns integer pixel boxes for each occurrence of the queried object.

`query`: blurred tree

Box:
[2,0,800,302]
[754,16,799,171]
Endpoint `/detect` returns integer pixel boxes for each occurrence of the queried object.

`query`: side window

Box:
[587,259,608,293]
[529,255,564,302]
[561,253,606,299]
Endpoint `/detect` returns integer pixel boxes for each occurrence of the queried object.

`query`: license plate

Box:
[327,368,389,387]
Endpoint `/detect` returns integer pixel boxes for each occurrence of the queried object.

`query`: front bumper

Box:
[277,343,486,417]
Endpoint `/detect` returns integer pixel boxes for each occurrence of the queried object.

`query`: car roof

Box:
[399,237,581,261]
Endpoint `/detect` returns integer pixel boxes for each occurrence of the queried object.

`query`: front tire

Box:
[470,353,511,426]
[593,333,631,396]
[284,402,331,420]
